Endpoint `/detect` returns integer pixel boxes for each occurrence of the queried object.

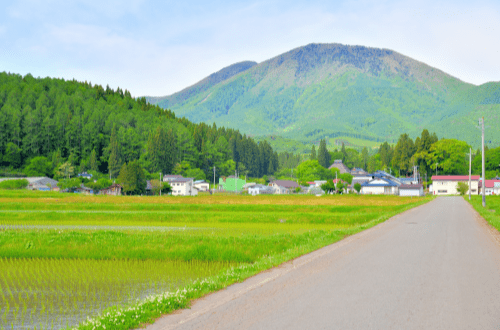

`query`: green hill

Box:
[149,43,500,149]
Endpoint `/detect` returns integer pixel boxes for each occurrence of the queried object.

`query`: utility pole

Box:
[160,172,162,196]
[436,163,438,176]
[213,166,216,194]
[468,148,472,200]
[480,117,486,207]
[235,169,237,194]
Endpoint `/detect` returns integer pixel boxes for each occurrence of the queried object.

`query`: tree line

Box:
[0,72,278,183]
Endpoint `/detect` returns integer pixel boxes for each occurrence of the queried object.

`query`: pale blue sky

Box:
[1,0,499,97]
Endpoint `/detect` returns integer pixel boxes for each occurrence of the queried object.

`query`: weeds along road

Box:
[146,197,500,330]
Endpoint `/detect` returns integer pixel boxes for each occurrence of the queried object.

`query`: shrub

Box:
[0,179,29,190]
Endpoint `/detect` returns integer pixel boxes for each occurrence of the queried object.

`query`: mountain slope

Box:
[146,61,257,108]
[149,43,500,148]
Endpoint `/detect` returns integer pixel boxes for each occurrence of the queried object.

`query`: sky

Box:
[1,0,500,97]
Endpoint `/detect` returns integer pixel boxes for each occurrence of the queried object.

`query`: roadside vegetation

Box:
[0,191,433,329]
[466,195,500,232]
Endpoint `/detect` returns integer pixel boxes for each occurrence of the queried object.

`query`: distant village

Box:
[2,159,499,197]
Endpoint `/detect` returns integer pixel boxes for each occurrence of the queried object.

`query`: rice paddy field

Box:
[0,190,433,329]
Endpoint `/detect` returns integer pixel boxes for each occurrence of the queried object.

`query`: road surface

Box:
[146,197,500,330]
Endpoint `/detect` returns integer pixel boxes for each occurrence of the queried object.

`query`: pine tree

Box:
[108,124,121,178]
[317,139,331,168]
[310,146,316,160]
[89,149,98,172]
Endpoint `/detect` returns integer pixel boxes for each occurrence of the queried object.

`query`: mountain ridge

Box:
[147,43,500,148]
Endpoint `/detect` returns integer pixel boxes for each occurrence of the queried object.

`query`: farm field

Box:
[467,195,500,232]
[0,191,433,329]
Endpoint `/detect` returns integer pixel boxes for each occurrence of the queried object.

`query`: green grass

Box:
[0,191,434,329]
[466,195,500,232]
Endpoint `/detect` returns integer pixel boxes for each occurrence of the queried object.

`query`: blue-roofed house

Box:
[360,175,399,195]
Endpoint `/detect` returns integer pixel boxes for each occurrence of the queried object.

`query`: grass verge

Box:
[465,195,500,232]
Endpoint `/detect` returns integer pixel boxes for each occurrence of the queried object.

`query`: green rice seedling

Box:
[0,258,234,329]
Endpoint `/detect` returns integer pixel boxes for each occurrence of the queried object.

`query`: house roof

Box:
[361,178,398,187]
[163,175,183,180]
[431,175,480,181]
[271,180,299,188]
[328,160,350,173]
[399,184,423,189]
[169,177,194,183]
[194,180,207,184]
[485,180,500,188]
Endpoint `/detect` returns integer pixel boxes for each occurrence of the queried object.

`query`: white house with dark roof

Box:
[167,176,198,196]
[360,175,399,195]
[193,180,209,192]
[270,180,299,194]
[248,184,274,196]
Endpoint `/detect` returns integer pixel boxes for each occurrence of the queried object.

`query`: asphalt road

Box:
[146,197,500,330]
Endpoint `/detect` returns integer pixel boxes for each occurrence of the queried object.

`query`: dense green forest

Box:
[0,72,279,182]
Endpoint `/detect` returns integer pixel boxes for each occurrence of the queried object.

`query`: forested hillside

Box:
[0,72,279,180]
[149,43,500,148]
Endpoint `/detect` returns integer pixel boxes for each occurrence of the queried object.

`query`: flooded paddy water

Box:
[0,258,233,329]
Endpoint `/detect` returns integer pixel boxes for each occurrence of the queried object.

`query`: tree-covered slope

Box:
[146,61,257,109]
[149,43,500,148]
[0,72,278,179]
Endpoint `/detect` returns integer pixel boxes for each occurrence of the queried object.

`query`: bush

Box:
[0,179,29,190]
[457,182,468,195]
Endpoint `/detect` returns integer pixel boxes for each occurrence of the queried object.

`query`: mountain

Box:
[146,61,257,108]
[148,43,500,149]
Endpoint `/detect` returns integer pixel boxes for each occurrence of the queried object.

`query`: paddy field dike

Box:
[0,191,433,329]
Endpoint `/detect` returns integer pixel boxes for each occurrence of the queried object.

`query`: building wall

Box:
[171,181,197,196]
[219,178,246,192]
[194,183,209,192]
[433,180,479,195]
[400,188,423,197]
[361,186,385,195]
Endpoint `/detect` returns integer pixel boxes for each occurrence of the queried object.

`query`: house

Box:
[75,184,93,195]
[328,160,350,174]
[194,180,209,192]
[242,182,257,191]
[100,183,122,196]
[360,176,399,195]
[399,184,424,197]
[77,172,93,179]
[248,184,274,196]
[269,180,299,194]
[169,177,198,196]
[484,180,500,195]
[163,174,183,183]
[219,176,246,192]
[351,174,373,187]
[351,167,367,175]
[0,177,62,191]
[145,180,154,195]
[431,175,480,195]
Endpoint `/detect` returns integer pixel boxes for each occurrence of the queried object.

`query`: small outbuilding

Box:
[399,184,424,197]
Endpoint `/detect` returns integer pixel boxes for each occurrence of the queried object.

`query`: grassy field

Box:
[466,195,500,232]
[0,190,433,329]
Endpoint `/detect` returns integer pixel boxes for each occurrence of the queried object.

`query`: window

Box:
[438,190,447,193]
